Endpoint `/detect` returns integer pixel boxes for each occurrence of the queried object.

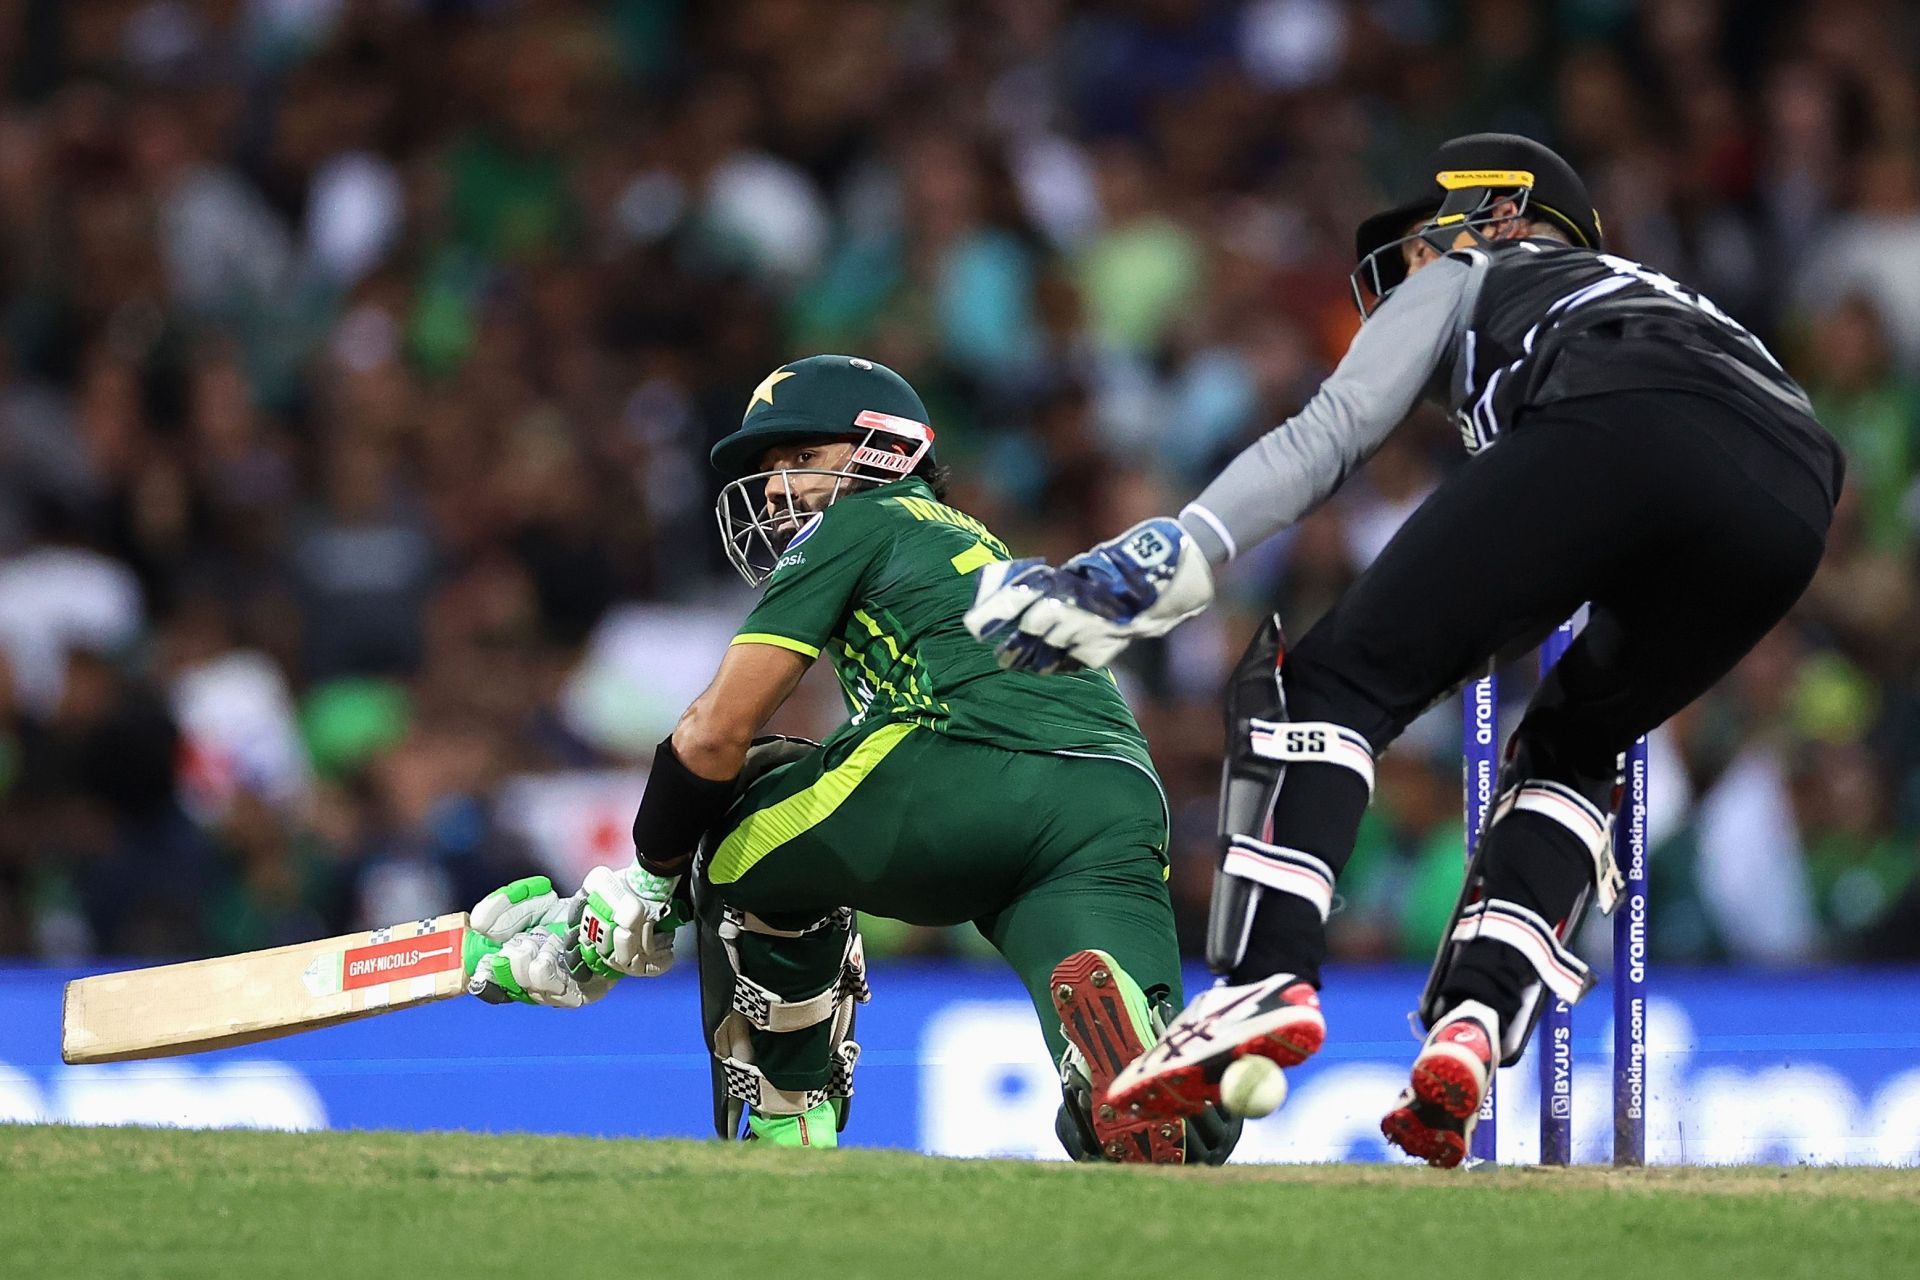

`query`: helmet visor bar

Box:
[1348,184,1534,318]
[715,468,854,587]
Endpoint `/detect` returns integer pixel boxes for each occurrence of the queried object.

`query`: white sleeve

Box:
[1177,256,1476,563]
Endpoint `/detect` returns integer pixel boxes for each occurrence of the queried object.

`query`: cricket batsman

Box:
[464,354,1239,1164]
[967,133,1843,1166]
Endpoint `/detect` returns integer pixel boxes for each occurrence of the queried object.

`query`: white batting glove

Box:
[469,929,612,1009]
[466,875,617,1008]
[568,864,683,980]
[470,875,571,942]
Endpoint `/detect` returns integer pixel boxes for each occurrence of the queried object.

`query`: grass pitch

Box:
[4,1126,1916,1280]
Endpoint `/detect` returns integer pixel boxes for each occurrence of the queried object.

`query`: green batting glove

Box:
[466,874,612,1007]
[568,864,683,979]
[467,925,611,1008]
[463,929,504,982]
[470,875,570,943]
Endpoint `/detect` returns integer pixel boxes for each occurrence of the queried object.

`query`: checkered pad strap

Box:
[729,931,871,1033]
[724,906,851,940]
[1452,899,1593,1005]
[826,1040,860,1097]
[1246,719,1375,797]
[1221,836,1336,922]
[839,932,872,1004]
[721,1059,834,1115]
[720,1036,861,1116]
[1495,780,1624,913]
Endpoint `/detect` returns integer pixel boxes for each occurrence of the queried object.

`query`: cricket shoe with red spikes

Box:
[1102,973,1324,1124]
[1050,949,1187,1163]
[1381,999,1500,1168]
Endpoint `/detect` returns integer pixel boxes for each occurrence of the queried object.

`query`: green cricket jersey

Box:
[733,477,1156,779]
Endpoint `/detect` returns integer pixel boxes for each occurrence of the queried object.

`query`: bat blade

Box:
[61,913,472,1065]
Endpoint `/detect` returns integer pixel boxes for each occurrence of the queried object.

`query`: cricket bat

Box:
[61,913,479,1065]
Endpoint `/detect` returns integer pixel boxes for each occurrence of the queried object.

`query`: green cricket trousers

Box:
[700,718,1181,1095]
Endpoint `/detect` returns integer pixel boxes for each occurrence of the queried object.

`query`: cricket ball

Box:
[1219,1055,1289,1118]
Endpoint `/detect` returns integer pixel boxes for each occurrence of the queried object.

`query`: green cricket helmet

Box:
[1350,133,1603,316]
[711,354,937,586]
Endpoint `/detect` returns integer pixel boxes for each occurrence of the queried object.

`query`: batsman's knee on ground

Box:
[693,722,1198,1160]
[692,871,868,1142]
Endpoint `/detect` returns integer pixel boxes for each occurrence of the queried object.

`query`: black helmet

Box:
[1351,133,1603,315]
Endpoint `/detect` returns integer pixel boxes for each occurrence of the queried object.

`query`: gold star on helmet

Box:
[748,369,796,412]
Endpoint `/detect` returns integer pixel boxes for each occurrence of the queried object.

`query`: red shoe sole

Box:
[1382,1105,1468,1169]
[1106,1014,1326,1125]
[1411,1050,1485,1121]
[1050,951,1184,1164]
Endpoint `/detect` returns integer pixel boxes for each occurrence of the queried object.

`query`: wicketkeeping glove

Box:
[964,517,1214,673]
[567,863,684,980]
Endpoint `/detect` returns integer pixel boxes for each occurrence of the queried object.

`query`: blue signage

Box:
[5,963,1917,1165]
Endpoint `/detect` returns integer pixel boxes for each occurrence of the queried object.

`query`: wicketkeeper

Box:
[465,355,1239,1164]
[967,133,1842,1166]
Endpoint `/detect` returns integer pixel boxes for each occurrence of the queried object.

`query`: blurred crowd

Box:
[0,0,1916,968]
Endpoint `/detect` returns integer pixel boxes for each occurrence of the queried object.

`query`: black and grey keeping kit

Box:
[1180,235,1842,1040]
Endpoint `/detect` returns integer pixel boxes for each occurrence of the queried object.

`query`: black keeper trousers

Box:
[1235,388,1837,1013]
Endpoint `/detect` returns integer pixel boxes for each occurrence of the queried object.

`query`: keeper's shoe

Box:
[1102,972,1325,1125]
[1381,999,1499,1168]
[1050,949,1185,1163]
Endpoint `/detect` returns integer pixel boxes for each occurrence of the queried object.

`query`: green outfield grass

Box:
[3,1126,1916,1280]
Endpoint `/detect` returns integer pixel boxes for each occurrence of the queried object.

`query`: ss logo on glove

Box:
[1125,528,1173,566]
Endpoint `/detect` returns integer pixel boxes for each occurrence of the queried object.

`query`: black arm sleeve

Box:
[631,737,737,876]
